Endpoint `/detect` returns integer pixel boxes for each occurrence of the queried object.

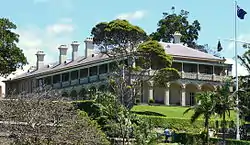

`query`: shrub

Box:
[148,99,154,104]
[172,132,250,145]
[132,111,166,117]
[137,115,234,133]
[135,99,140,105]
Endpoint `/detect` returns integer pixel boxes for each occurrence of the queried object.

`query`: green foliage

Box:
[70,89,77,100]
[153,68,180,88]
[148,99,155,104]
[150,9,201,48]
[137,115,234,133]
[78,87,87,99]
[0,18,27,76]
[137,40,172,68]
[91,19,147,47]
[172,132,250,145]
[61,91,69,97]
[132,110,166,117]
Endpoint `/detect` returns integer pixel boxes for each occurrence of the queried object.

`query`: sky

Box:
[0,0,250,77]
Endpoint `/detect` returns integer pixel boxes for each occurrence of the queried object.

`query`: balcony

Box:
[199,73,213,81]
[62,81,70,87]
[80,77,88,84]
[89,75,99,83]
[99,73,108,80]
[70,79,79,86]
[53,82,61,89]
[183,72,197,79]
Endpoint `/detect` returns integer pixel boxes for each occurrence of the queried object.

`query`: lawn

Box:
[132,105,236,120]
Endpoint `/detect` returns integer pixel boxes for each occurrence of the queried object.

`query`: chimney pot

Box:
[58,45,68,64]
[71,41,80,61]
[173,32,182,44]
[35,50,45,70]
[84,37,94,58]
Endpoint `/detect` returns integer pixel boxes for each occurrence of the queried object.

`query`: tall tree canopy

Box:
[150,9,210,52]
[0,18,27,77]
[91,19,179,108]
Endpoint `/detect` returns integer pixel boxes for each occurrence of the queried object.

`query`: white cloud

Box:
[225,58,248,77]
[46,23,74,35]
[116,10,147,21]
[10,18,75,75]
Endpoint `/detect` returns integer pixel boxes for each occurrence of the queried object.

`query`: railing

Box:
[99,73,108,80]
[199,73,213,81]
[70,79,79,86]
[62,81,70,87]
[52,82,61,88]
[89,75,99,82]
[80,77,88,84]
[183,72,197,79]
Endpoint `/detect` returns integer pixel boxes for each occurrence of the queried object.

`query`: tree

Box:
[0,18,27,77]
[184,91,217,145]
[150,8,213,54]
[214,79,235,145]
[0,90,109,144]
[91,19,180,108]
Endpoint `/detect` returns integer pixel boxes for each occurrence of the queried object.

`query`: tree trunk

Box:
[222,113,226,145]
[205,117,209,145]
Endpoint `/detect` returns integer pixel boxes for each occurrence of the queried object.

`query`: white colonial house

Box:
[4,33,232,106]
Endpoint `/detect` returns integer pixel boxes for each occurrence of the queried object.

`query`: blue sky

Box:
[0,0,250,75]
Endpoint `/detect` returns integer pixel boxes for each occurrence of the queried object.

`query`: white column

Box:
[197,64,200,79]
[181,84,186,106]
[181,62,184,78]
[148,82,154,101]
[164,86,170,105]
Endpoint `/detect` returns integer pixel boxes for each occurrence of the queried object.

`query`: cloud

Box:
[225,58,248,77]
[46,23,74,35]
[8,18,75,76]
[116,10,147,21]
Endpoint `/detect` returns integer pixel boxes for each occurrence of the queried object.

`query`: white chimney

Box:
[35,50,45,69]
[173,32,182,44]
[84,37,94,58]
[71,41,80,61]
[58,45,68,64]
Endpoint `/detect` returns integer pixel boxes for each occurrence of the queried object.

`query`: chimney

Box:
[173,32,182,44]
[35,50,45,69]
[84,37,94,58]
[71,41,80,61]
[58,45,68,64]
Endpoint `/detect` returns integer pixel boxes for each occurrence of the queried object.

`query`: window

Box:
[99,64,108,74]
[62,73,69,82]
[71,70,79,80]
[190,92,195,106]
[80,68,88,78]
[53,74,60,84]
[90,66,98,76]
[44,76,51,85]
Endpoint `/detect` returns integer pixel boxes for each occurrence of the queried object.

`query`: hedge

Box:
[137,115,234,133]
[172,132,250,145]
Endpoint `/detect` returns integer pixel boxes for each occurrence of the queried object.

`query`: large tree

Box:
[0,18,27,77]
[91,19,179,108]
[150,8,214,54]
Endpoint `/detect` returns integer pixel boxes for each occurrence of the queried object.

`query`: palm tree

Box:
[214,80,235,145]
[184,91,217,145]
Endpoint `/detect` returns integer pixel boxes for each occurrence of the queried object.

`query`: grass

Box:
[132,105,236,120]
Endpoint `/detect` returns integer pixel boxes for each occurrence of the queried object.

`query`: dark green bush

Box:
[73,100,102,118]
[137,115,234,133]
[148,99,154,104]
[132,111,166,117]
[135,99,140,104]
[172,132,250,145]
